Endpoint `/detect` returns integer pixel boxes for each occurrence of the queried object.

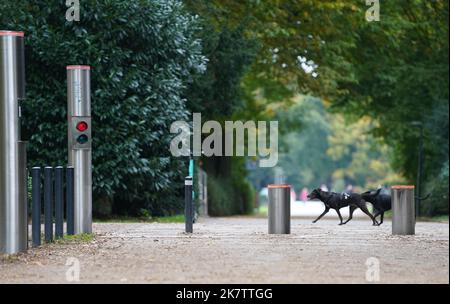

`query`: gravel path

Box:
[0,217,448,283]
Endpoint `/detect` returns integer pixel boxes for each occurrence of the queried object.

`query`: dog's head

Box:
[307,188,321,200]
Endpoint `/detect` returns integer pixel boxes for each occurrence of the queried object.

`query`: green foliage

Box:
[207,158,254,216]
[183,5,259,216]
[184,20,258,119]
[0,0,206,216]
[422,161,449,216]
[189,1,449,215]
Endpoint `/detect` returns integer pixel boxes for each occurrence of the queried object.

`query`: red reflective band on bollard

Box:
[66,65,91,70]
[392,185,415,189]
[268,184,291,189]
[0,31,25,37]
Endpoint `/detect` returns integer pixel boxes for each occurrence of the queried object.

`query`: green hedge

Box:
[0,0,205,217]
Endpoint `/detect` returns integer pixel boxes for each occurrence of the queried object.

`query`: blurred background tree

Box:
[188,0,449,216]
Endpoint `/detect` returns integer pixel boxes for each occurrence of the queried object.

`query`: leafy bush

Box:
[0,0,206,216]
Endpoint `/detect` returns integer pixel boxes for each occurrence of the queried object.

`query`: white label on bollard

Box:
[185,179,193,186]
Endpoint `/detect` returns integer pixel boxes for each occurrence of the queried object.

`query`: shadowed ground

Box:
[0,217,448,283]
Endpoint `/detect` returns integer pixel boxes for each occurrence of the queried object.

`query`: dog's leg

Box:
[342,206,357,225]
[359,202,379,226]
[335,209,344,225]
[312,207,330,223]
[372,210,382,221]
[379,212,384,225]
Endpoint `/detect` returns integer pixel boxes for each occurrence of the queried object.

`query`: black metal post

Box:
[31,167,41,247]
[44,167,53,242]
[185,176,193,233]
[416,126,423,218]
[66,166,75,235]
[55,166,64,238]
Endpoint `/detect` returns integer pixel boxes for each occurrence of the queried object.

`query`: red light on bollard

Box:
[76,121,88,132]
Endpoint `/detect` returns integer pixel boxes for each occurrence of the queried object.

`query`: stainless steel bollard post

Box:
[392,185,415,235]
[268,184,291,234]
[67,65,92,234]
[0,30,28,254]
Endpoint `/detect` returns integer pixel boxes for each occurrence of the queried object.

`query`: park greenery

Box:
[1,0,448,217]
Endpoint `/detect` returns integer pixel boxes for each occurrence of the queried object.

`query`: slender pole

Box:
[66,166,75,235]
[31,167,41,247]
[44,167,53,242]
[416,127,423,218]
[55,166,64,238]
[185,176,193,233]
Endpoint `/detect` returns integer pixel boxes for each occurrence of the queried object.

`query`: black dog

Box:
[307,188,378,225]
[361,189,391,225]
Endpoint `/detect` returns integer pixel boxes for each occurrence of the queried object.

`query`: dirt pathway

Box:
[0,217,448,283]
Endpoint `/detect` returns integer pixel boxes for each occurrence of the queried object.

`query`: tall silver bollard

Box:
[67,65,92,234]
[0,31,28,254]
[268,184,291,234]
[392,185,415,235]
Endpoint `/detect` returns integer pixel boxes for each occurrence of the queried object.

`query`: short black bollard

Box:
[66,166,75,235]
[44,166,53,242]
[31,167,41,247]
[55,166,64,239]
[185,176,193,233]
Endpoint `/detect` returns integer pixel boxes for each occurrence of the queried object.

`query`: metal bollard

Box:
[392,185,415,235]
[67,65,92,235]
[31,167,41,247]
[185,176,193,233]
[44,167,53,242]
[0,30,28,254]
[66,166,75,235]
[55,166,64,238]
[268,184,291,234]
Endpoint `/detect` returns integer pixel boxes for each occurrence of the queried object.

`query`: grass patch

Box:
[94,214,185,223]
[417,215,449,222]
[54,233,95,244]
[384,211,448,222]
[153,215,185,223]
[255,205,268,217]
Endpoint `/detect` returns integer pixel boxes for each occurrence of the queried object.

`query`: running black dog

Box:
[307,188,379,225]
[361,189,391,225]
